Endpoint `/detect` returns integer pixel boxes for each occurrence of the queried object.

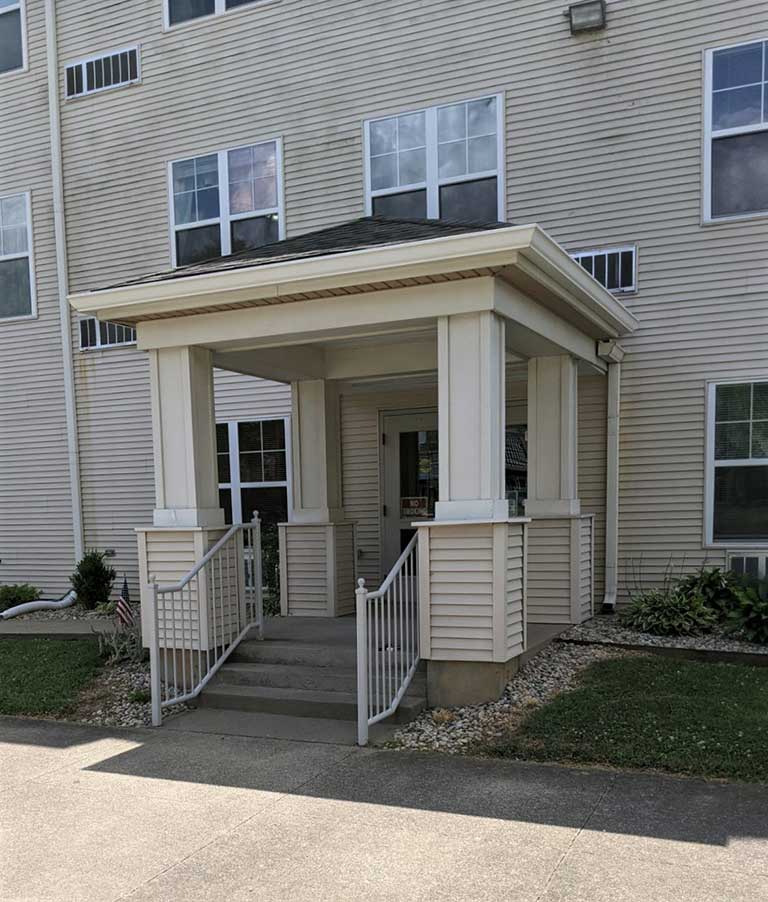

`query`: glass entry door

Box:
[382,411,439,573]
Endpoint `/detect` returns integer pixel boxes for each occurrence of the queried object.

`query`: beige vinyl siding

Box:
[213,371,291,421]
[578,375,607,602]
[0,4,77,596]
[580,515,595,621]
[279,524,328,617]
[334,522,356,616]
[526,519,572,625]
[506,523,525,657]
[428,524,494,662]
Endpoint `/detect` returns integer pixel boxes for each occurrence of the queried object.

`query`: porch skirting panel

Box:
[526,515,594,625]
[278,522,355,617]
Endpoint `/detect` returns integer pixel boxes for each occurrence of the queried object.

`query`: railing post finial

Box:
[357,577,366,591]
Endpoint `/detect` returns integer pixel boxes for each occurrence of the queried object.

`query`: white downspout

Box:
[598,342,624,612]
[45,0,84,561]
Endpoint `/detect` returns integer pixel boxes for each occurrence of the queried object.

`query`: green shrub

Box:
[725,582,768,645]
[676,566,740,615]
[0,583,41,613]
[71,551,115,610]
[619,588,718,637]
[261,524,281,617]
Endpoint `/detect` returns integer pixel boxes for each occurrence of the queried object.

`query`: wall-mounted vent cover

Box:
[66,46,140,99]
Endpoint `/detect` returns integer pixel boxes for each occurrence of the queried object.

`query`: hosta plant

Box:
[726,583,768,645]
[619,588,718,637]
[676,566,740,615]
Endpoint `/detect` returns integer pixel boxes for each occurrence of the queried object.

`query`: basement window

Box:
[571,246,637,294]
[65,46,140,99]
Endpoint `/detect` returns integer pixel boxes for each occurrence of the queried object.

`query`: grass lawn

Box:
[486,655,768,783]
[0,639,103,717]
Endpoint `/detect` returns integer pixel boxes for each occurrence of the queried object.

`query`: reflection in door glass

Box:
[399,430,439,521]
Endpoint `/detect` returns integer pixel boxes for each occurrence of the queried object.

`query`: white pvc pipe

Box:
[0,590,77,620]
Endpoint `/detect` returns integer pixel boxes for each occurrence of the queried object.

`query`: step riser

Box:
[230,645,359,668]
[198,691,426,723]
[214,669,427,694]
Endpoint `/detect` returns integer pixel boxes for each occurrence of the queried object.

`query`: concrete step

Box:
[230,640,359,669]
[214,661,427,694]
[198,682,427,723]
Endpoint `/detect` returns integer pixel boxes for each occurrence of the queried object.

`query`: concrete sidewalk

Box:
[0,717,766,902]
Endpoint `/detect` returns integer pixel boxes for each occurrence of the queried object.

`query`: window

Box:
[216,418,291,527]
[705,39,768,220]
[0,0,25,76]
[706,381,768,544]
[571,246,637,294]
[0,192,34,320]
[166,0,267,27]
[365,94,504,223]
[65,47,140,99]
[169,139,283,267]
[79,317,136,350]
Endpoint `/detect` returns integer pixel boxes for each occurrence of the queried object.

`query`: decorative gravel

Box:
[562,614,768,656]
[58,660,190,728]
[390,642,630,754]
[12,606,132,623]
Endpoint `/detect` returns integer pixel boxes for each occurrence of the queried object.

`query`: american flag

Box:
[116,576,135,628]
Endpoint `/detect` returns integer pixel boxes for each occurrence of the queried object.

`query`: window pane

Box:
[714,465,768,542]
[251,176,277,210]
[226,0,255,7]
[370,153,397,190]
[261,419,285,450]
[398,148,426,185]
[467,97,497,137]
[753,382,768,420]
[752,421,768,458]
[240,453,264,482]
[716,383,750,421]
[238,422,262,452]
[173,191,196,225]
[438,140,466,178]
[712,84,762,130]
[468,134,497,173]
[195,154,219,189]
[219,488,233,525]
[715,422,750,459]
[1,193,26,226]
[216,423,229,452]
[196,186,220,220]
[372,189,427,219]
[620,250,635,289]
[241,487,287,527]
[397,112,426,150]
[505,424,528,517]
[262,451,286,481]
[217,452,231,483]
[713,42,763,91]
[172,159,196,194]
[168,0,215,25]
[231,214,279,253]
[438,104,466,142]
[1,226,27,255]
[370,118,397,156]
[0,257,32,318]
[712,132,768,218]
[0,9,23,75]
[176,224,221,266]
[439,177,499,223]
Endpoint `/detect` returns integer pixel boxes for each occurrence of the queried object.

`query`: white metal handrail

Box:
[356,533,419,746]
[149,514,263,726]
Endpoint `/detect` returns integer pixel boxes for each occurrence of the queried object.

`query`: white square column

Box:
[526,355,580,517]
[149,345,224,528]
[435,310,508,521]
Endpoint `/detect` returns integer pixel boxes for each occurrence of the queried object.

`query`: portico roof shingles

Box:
[102,216,513,291]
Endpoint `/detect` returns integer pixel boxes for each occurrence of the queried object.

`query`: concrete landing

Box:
[164,707,397,746]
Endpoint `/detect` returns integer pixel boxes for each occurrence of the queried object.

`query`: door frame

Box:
[379,408,438,575]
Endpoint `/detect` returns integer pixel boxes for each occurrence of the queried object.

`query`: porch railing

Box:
[355,533,419,746]
[148,514,263,726]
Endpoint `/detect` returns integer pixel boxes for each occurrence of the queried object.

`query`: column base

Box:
[427,659,520,707]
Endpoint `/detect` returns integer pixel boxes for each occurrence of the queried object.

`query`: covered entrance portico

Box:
[71,217,637,709]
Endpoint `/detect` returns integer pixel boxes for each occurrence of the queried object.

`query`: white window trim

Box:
[78,317,137,351]
[0,0,28,79]
[167,136,285,268]
[363,92,506,221]
[570,244,638,295]
[703,37,768,224]
[64,45,141,100]
[0,190,36,323]
[163,0,281,31]
[217,416,293,524]
[704,378,768,547]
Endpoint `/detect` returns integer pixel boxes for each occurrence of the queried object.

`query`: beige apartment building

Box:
[1,0,768,715]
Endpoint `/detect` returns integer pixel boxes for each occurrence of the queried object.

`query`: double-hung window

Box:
[705,39,768,220]
[0,191,34,320]
[0,0,25,76]
[216,418,291,528]
[169,138,283,267]
[166,0,265,27]
[706,380,768,544]
[365,94,504,223]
